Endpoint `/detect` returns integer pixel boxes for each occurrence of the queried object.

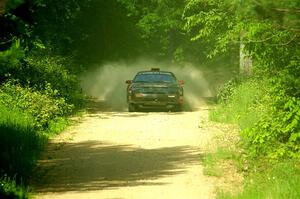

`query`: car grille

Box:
[133,93,178,103]
[136,87,176,94]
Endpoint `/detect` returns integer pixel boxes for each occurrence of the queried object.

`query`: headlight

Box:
[135,93,144,97]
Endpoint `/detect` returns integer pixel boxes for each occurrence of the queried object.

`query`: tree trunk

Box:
[239,38,252,75]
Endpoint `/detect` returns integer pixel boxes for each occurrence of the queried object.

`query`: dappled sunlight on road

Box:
[31,100,218,199]
[32,142,201,193]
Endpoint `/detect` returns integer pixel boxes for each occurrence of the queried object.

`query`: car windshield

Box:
[133,73,176,83]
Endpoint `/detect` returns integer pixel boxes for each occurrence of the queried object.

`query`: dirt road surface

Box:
[31,100,220,199]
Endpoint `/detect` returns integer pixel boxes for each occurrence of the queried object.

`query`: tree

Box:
[117,0,210,63]
[183,0,300,158]
[183,0,300,71]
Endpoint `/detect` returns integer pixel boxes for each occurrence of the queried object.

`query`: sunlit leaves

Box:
[183,0,239,57]
[183,0,300,60]
[194,0,300,159]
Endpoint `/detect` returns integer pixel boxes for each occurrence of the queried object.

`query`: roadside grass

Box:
[0,104,46,179]
[45,117,69,136]
[203,148,236,177]
[208,77,300,199]
[203,125,300,199]
[201,124,245,196]
[0,102,70,198]
[218,160,300,199]
[0,104,44,198]
[209,79,266,129]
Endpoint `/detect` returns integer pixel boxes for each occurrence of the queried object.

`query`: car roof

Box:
[136,71,175,76]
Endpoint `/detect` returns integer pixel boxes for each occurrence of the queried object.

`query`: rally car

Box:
[125,68,184,112]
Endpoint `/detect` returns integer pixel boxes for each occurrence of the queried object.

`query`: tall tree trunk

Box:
[239,37,252,75]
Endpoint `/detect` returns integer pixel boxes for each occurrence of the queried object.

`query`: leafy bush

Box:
[25,54,78,98]
[0,44,84,107]
[0,81,73,130]
[0,40,25,82]
[211,75,300,159]
[0,176,29,199]
[9,50,84,106]
[0,82,71,194]
[211,76,300,198]
[242,92,300,159]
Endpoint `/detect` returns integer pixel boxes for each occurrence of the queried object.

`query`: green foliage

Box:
[0,175,29,199]
[23,52,83,105]
[211,78,267,127]
[120,0,183,56]
[30,0,142,64]
[5,0,25,11]
[203,148,235,177]
[1,41,84,107]
[0,83,70,195]
[190,0,300,160]
[242,93,300,159]
[183,0,300,59]
[212,74,300,159]
[117,0,206,62]
[0,40,25,80]
[0,102,46,181]
[0,1,85,197]
[216,77,241,105]
[0,81,73,130]
[183,0,240,58]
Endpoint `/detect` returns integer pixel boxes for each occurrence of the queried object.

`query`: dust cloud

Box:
[80,59,214,111]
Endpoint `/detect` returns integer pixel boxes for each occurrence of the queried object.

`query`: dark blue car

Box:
[126,68,184,112]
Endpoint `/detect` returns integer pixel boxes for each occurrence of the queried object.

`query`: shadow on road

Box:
[84,98,216,114]
[31,141,202,193]
[86,111,186,120]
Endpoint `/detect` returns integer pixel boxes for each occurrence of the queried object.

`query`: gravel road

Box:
[31,100,219,199]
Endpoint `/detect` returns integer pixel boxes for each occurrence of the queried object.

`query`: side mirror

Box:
[126,80,132,84]
[178,80,184,85]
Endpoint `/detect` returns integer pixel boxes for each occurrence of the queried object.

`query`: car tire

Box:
[128,103,136,112]
[173,105,183,112]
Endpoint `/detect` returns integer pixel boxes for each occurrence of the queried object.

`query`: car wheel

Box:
[173,105,183,112]
[128,103,136,112]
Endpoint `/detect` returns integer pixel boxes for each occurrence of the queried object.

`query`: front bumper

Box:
[128,93,183,109]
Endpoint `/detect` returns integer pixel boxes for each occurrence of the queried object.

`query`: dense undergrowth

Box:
[0,43,84,198]
[0,75,83,199]
[209,71,300,198]
[202,1,300,196]
[212,74,300,159]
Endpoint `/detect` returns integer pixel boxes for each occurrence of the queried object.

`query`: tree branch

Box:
[273,8,300,14]
[275,33,299,46]
[245,34,277,43]
[0,37,16,46]
[232,34,299,46]
[275,25,300,33]
[251,0,300,14]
